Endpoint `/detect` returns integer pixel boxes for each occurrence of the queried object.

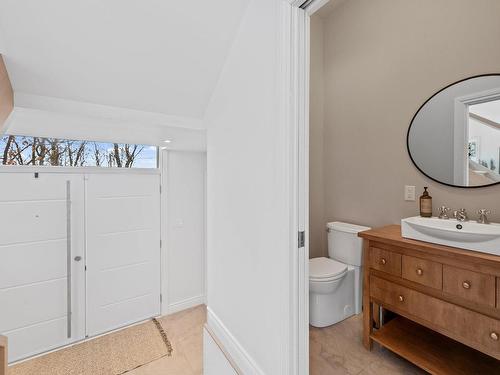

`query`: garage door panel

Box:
[91,294,159,334]
[86,174,159,197]
[92,262,159,307]
[0,279,67,332]
[0,201,66,245]
[0,240,66,289]
[88,197,156,234]
[89,230,157,270]
[5,317,69,361]
[0,172,86,362]
[86,173,160,337]
[0,174,67,202]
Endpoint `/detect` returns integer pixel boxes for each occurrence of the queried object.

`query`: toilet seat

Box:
[309,257,348,282]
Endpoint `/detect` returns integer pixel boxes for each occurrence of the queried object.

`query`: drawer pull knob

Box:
[491,332,499,341]
[398,295,405,302]
[462,281,471,289]
[380,258,387,265]
[416,268,423,276]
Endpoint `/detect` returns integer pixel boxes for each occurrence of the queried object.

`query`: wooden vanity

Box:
[360,225,500,374]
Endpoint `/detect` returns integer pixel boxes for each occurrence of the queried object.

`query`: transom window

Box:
[0,135,158,168]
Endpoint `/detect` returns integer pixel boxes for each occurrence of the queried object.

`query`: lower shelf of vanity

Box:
[371,316,500,375]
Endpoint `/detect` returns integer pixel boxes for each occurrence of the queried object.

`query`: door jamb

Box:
[282,1,328,374]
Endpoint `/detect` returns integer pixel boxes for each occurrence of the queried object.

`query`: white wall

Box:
[309,16,327,259]
[309,0,500,240]
[164,151,206,313]
[204,0,291,373]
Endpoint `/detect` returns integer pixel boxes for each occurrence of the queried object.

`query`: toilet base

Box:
[309,267,361,328]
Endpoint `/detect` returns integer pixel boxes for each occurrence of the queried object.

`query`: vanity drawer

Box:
[370,276,500,358]
[402,255,442,290]
[443,265,496,308]
[369,247,401,276]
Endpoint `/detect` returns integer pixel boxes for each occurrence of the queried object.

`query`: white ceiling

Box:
[0,0,250,120]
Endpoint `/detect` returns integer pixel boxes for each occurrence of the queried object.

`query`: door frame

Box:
[453,88,500,186]
[282,1,328,374]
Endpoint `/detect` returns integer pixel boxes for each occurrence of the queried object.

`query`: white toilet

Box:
[309,221,370,328]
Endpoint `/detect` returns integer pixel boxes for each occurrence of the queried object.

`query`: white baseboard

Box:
[206,307,265,375]
[167,295,206,315]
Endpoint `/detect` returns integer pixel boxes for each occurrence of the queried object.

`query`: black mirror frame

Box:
[407,73,500,189]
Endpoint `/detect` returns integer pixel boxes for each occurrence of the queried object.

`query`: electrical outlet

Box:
[404,185,416,201]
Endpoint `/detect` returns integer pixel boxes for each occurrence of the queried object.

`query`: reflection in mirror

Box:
[408,75,500,187]
[468,100,500,185]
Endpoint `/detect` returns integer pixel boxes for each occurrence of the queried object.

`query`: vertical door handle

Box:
[66,180,72,339]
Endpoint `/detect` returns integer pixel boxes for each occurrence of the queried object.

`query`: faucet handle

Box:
[477,209,491,224]
[438,206,450,219]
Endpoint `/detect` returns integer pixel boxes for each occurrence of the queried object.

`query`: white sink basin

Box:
[401,216,500,256]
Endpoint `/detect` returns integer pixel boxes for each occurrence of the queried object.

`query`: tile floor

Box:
[309,314,426,375]
[127,305,206,375]
[131,306,424,375]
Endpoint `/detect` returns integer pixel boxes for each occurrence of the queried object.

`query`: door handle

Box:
[66,180,72,339]
[74,256,82,262]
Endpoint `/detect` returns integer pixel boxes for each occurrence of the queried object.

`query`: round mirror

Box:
[408,74,500,188]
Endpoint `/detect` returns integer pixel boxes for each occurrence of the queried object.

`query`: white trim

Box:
[454,88,500,185]
[278,3,294,375]
[204,325,242,374]
[10,316,153,366]
[167,295,206,315]
[206,307,265,375]
[281,1,327,374]
[160,149,169,315]
[0,165,160,175]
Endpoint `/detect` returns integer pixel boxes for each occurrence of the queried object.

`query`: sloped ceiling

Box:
[0,0,250,120]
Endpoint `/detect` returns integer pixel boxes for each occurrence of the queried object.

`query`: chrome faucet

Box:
[438,206,450,219]
[453,208,468,222]
[477,209,491,224]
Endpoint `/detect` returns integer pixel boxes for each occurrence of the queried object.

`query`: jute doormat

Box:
[9,318,173,375]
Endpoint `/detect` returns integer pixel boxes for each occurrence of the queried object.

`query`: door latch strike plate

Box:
[298,231,305,248]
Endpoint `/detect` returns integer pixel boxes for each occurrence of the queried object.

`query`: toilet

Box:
[309,221,370,328]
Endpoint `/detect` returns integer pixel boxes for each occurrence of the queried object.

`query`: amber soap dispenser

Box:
[419,187,432,217]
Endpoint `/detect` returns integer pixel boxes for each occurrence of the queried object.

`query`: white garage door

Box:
[85,173,161,336]
[0,172,86,362]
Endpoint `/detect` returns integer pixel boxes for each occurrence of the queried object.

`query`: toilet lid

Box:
[309,257,348,280]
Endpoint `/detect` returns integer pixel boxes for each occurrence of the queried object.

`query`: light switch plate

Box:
[404,185,416,201]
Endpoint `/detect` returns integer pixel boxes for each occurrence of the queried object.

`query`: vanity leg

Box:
[373,303,381,329]
[362,241,373,350]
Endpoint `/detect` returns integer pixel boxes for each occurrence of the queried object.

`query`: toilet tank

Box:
[327,222,371,267]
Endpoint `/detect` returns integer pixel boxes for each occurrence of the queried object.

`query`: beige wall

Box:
[309,16,327,258]
[0,55,13,130]
[311,0,500,254]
